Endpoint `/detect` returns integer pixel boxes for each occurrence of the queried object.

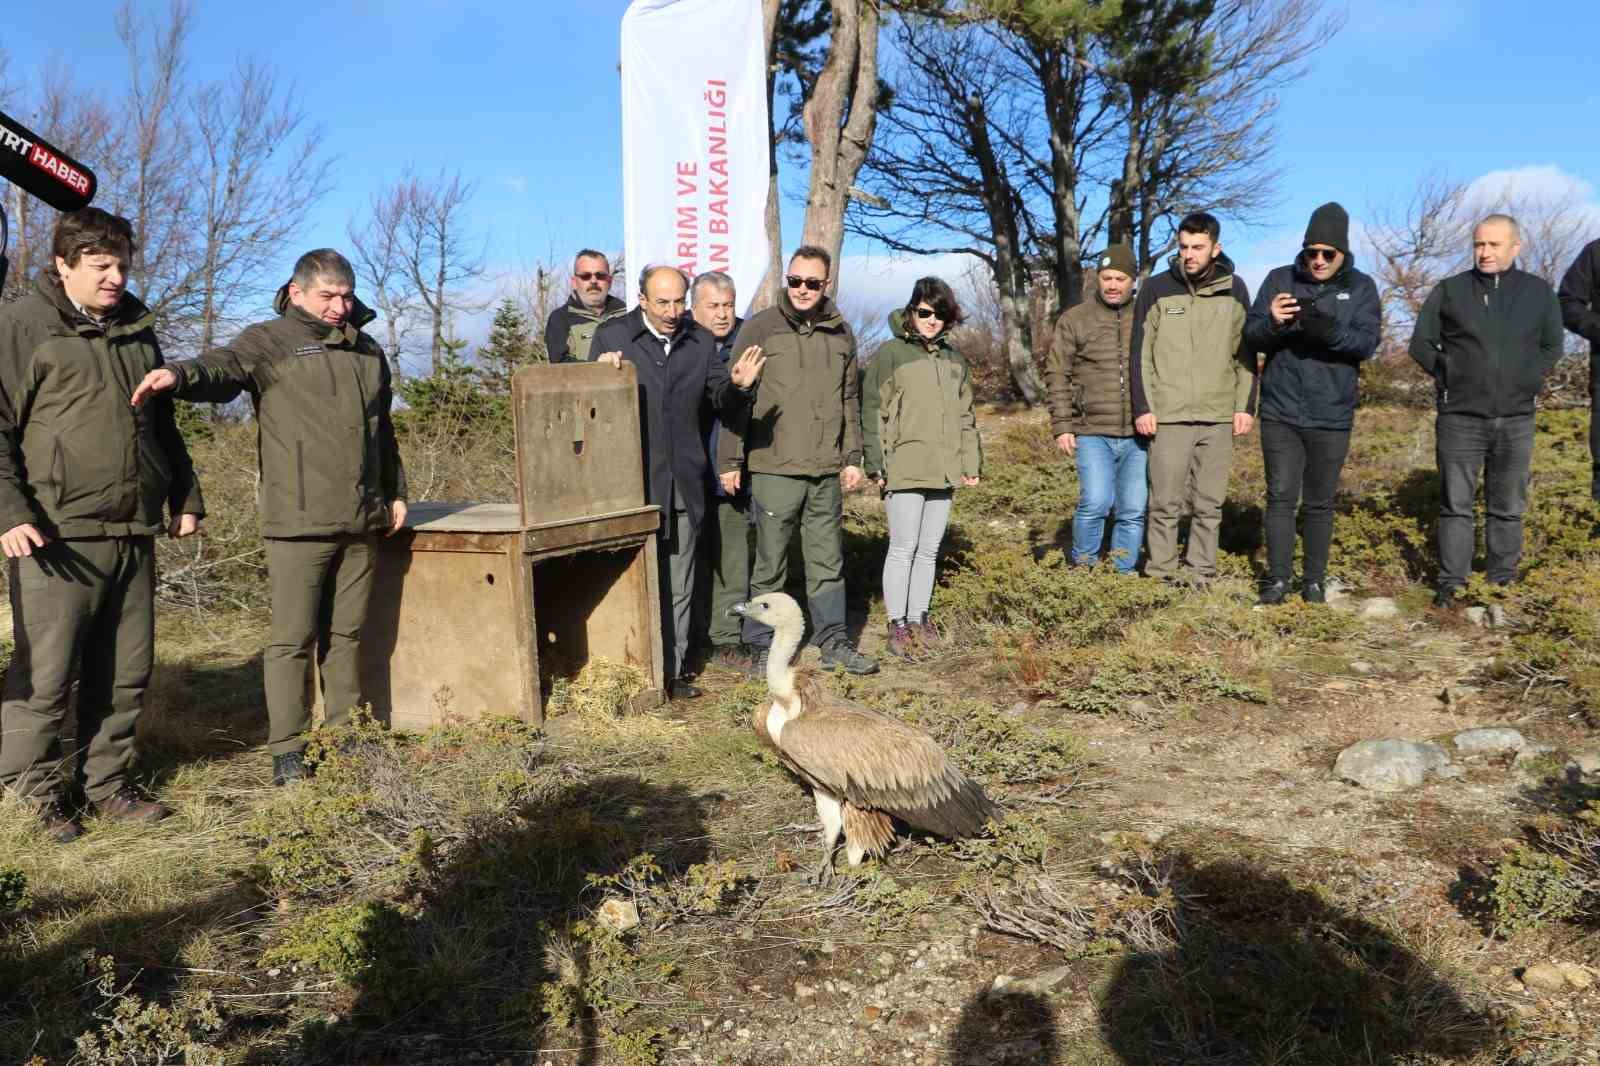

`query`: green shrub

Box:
[934,545,1176,642]
[1490,845,1584,933]
[1037,647,1268,716]
[0,866,29,914]
[263,900,412,983]
[71,953,226,1066]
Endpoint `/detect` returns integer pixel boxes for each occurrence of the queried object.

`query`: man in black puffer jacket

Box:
[1244,203,1381,605]
[1558,236,1600,501]
[1409,214,1564,608]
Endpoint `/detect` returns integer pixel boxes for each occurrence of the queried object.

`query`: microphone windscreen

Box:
[0,108,97,213]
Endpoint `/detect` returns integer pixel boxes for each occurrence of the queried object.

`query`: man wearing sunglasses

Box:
[1410,214,1564,610]
[1244,202,1381,605]
[545,248,627,362]
[717,246,879,675]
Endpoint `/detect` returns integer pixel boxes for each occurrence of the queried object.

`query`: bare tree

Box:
[392,169,487,376]
[1365,173,1471,349]
[799,0,883,274]
[349,183,422,376]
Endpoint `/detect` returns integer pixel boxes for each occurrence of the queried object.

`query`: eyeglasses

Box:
[913,307,944,320]
[785,275,826,292]
[575,271,611,282]
[1304,248,1340,263]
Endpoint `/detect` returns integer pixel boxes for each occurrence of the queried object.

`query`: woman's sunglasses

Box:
[914,307,945,320]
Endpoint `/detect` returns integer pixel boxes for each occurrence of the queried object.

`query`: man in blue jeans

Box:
[1409,214,1565,608]
[1045,244,1146,572]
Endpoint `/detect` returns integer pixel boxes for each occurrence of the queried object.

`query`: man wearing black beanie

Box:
[1244,201,1381,604]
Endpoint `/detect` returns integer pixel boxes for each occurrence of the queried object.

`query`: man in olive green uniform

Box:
[1129,212,1257,584]
[1,208,203,842]
[547,249,627,362]
[131,249,406,785]
[718,246,878,675]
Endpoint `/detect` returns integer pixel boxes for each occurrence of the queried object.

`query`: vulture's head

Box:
[730,592,805,636]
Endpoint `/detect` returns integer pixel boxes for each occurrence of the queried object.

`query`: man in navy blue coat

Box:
[591,266,765,697]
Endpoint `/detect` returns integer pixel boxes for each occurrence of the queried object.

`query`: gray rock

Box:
[1488,604,1509,628]
[1453,727,1527,755]
[1008,965,1074,995]
[1358,597,1401,620]
[1350,660,1375,675]
[1334,739,1452,791]
[1440,684,1479,706]
[596,898,640,934]
[1465,606,1489,628]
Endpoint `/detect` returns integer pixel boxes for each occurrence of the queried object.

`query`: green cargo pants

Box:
[706,494,753,647]
[1145,421,1234,580]
[1,536,155,803]
[744,472,846,649]
[263,536,376,756]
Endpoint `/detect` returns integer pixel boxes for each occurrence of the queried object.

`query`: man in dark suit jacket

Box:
[592,266,765,697]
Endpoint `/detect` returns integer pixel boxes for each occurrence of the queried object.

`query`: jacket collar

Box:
[778,288,844,330]
[35,277,155,338]
[566,292,626,321]
[272,282,375,347]
[1167,251,1237,295]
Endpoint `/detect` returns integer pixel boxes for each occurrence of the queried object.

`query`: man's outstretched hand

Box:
[131,367,179,408]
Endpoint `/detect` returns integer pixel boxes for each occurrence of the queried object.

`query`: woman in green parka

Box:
[863,276,983,658]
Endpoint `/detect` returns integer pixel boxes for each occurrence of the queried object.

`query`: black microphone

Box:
[0,108,97,213]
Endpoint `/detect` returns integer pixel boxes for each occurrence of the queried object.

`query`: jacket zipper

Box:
[296,441,307,511]
[1117,305,1128,433]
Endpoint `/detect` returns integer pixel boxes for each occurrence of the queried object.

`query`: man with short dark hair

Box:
[719,246,878,675]
[547,249,626,362]
[690,271,754,667]
[1410,214,1564,608]
[1558,235,1600,501]
[1130,212,1256,585]
[1244,202,1382,605]
[131,248,407,784]
[592,266,763,696]
[0,207,204,842]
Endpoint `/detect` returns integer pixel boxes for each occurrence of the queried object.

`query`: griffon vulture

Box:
[731,593,999,883]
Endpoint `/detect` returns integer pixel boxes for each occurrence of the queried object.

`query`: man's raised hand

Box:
[729,344,766,388]
[130,367,179,408]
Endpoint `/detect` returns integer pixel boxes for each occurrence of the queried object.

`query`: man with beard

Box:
[546,249,626,362]
[1130,212,1257,586]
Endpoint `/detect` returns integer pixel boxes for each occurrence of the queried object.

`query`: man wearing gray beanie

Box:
[1244,201,1381,604]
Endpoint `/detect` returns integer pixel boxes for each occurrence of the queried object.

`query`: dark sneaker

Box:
[272,750,310,787]
[94,785,170,824]
[743,646,770,681]
[1301,580,1326,604]
[34,796,82,843]
[669,677,704,700]
[1257,579,1288,606]
[886,621,916,659]
[711,643,754,671]
[1432,586,1461,610]
[820,639,879,675]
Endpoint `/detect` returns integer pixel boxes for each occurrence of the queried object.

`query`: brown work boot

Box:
[886,620,917,660]
[34,796,82,844]
[93,785,171,824]
[913,614,943,649]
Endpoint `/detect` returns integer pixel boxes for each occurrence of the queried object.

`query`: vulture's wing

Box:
[774,678,999,839]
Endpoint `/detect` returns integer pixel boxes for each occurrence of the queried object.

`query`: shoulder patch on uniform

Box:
[1164,306,1186,315]
[293,345,322,356]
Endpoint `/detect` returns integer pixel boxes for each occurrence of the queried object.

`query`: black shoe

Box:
[820,639,879,675]
[1432,586,1461,610]
[669,677,704,700]
[33,796,82,844]
[272,750,310,787]
[1301,580,1326,604]
[1257,579,1288,606]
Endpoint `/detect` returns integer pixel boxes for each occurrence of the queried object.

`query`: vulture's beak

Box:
[728,601,750,618]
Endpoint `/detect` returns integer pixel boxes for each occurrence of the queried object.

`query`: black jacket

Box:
[1559,238,1600,379]
[591,308,749,531]
[546,293,627,362]
[704,318,745,499]
[1408,267,1564,418]
[1244,253,1382,430]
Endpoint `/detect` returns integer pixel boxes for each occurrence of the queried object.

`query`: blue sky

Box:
[6,0,1600,337]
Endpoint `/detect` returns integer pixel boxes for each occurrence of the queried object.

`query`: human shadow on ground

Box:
[288,773,715,1065]
[1098,855,1500,1065]
[947,987,1059,1065]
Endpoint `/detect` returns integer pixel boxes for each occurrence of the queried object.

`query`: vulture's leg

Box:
[810,791,844,886]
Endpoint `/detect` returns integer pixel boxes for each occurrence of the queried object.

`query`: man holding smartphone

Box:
[1244,203,1382,604]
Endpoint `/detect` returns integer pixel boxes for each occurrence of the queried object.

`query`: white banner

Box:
[620,0,769,316]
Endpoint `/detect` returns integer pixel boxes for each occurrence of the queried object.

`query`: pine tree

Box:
[477,299,540,398]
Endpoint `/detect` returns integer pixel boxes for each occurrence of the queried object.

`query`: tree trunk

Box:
[753,0,783,313]
[432,241,446,375]
[799,0,880,281]
[1037,41,1086,312]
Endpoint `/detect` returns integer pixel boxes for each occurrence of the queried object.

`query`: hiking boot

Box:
[34,796,82,844]
[886,620,916,659]
[1257,579,1288,606]
[1432,585,1461,610]
[1301,580,1326,604]
[94,785,170,824]
[711,643,754,671]
[820,638,879,675]
[743,646,771,681]
[669,677,704,700]
[272,750,310,787]
[913,614,943,648]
